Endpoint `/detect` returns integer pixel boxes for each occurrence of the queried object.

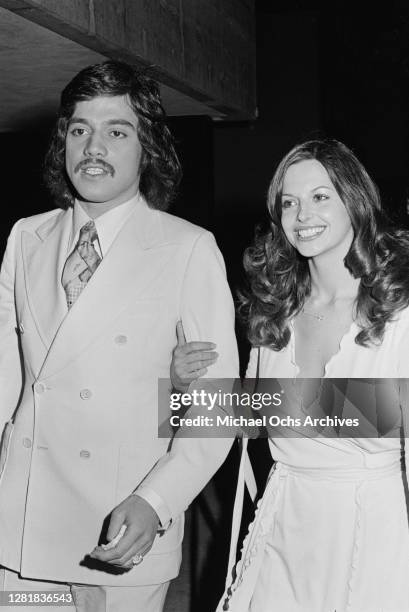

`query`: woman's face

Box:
[280,159,353,260]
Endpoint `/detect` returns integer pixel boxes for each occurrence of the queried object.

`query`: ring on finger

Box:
[131,554,144,566]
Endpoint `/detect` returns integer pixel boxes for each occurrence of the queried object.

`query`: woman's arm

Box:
[170,320,219,392]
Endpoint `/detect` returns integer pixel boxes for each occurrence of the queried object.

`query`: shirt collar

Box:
[70,194,142,256]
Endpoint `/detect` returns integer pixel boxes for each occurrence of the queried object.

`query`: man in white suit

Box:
[0,61,238,611]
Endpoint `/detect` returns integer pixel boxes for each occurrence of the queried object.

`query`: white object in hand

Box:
[101,524,127,550]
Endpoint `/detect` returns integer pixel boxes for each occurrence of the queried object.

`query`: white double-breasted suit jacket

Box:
[0,196,239,586]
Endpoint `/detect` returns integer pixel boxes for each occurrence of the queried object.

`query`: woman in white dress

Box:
[171,140,409,612]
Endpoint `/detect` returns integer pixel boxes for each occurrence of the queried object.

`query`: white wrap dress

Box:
[219,310,409,612]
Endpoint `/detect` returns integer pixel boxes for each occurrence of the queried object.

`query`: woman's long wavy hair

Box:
[44,60,182,210]
[239,139,409,349]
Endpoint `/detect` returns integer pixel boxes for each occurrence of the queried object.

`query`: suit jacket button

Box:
[80,389,92,400]
[22,437,32,448]
[115,335,127,345]
[80,450,91,459]
[19,322,25,334]
[34,382,46,394]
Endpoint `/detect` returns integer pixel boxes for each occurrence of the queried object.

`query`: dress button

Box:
[34,382,46,394]
[115,335,127,345]
[80,389,92,400]
[80,450,91,459]
[22,437,32,448]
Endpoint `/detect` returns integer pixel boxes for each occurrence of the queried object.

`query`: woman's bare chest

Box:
[294,307,354,378]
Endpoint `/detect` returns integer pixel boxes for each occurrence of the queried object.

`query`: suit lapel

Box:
[23,209,72,352]
[39,201,171,379]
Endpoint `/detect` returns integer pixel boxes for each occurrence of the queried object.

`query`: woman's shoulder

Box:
[386,304,409,377]
[391,304,409,327]
[383,304,409,344]
[245,343,291,378]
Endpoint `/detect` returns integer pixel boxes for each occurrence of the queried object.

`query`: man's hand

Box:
[89,495,160,569]
[170,320,218,392]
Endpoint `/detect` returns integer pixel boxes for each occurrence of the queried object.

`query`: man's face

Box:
[65,95,143,213]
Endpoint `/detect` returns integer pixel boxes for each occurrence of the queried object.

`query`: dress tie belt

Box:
[277,459,402,481]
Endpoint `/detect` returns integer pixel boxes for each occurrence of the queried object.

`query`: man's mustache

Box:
[74,159,115,176]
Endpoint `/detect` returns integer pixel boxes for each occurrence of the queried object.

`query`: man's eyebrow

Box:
[68,117,91,126]
[68,117,137,130]
[105,119,137,130]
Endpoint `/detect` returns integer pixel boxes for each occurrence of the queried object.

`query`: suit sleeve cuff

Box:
[132,486,173,532]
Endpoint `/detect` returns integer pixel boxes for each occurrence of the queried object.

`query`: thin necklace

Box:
[301,307,324,321]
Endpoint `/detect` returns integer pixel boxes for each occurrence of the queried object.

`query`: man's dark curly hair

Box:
[44,60,182,210]
[239,139,409,349]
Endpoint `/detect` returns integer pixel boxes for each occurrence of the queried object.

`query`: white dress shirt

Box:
[68,194,140,258]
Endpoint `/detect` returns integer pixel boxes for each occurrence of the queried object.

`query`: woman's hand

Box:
[170,321,218,392]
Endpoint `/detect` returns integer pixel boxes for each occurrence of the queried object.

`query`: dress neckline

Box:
[289,318,357,379]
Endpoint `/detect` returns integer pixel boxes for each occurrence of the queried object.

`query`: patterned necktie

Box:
[62,220,102,308]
